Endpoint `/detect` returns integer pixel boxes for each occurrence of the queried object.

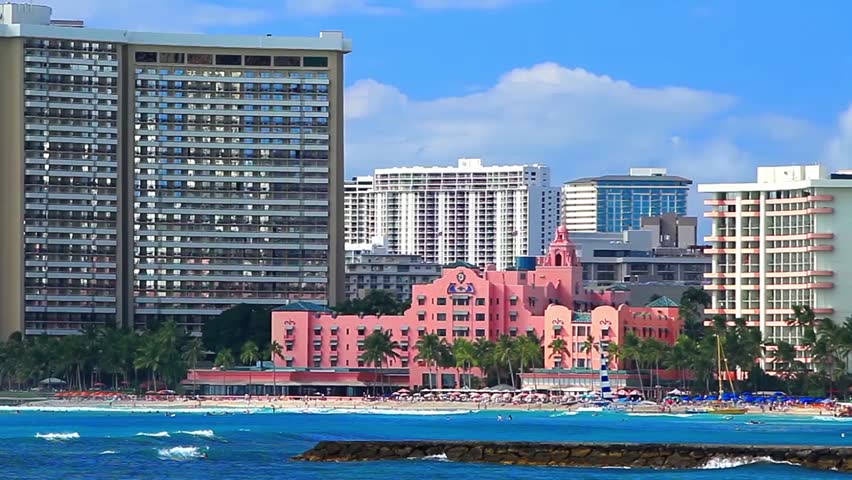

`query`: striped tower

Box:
[599,320,613,400]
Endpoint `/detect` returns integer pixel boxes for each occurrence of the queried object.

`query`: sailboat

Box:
[708,334,748,415]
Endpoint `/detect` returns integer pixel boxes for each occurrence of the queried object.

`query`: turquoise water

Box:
[2,407,851,479]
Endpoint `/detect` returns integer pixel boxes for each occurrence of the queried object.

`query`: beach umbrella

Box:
[629,390,641,396]
[395,388,411,395]
[39,377,66,385]
[616,389,628,396]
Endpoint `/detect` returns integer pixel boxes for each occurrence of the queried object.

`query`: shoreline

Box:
[10,398,841,417]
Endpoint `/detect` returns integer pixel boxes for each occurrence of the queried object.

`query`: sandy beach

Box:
[14,396,840,417]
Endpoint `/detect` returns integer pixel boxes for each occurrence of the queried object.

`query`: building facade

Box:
[345,241,441,302]
[572,215,709,287]
[345,158,561,270]
[187,227,681,395]
[699,165,852,366]
[563,168,692,233]
[0,4,350,337]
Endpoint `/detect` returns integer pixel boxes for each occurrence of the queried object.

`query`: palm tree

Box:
[494,335,518,389]
[240,340,260,394]
[134,335,162,391]
[548,337,569,369]
[360,329,401,394]
[214,348,235,395]
[472,337,495,385]
[622,332,645,394]
[452,339,476,388]
[269,340,284,395]
[679,287,711,339]
[581,335,597,370]
[414,333,446,389]
[517,334,543,390]
[182,337,205,394]
[607,341,621,369]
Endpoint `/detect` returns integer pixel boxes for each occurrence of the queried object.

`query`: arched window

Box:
[555,253,563,266]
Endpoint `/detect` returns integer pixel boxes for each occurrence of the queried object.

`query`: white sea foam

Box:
[602,466,632,469]
[98,450,117,455]
[408,453,449,462]
[0,405,263,415]
[812,416,852,422]
[35,432,79,441]
[136,431,170,438]
[176,430,215,438]
[157,446,205,460]
[626,413,695,418]
[549,411,579,417]
[701,456,797,469]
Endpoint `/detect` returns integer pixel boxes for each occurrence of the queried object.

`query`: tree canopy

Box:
[201,303,273,354]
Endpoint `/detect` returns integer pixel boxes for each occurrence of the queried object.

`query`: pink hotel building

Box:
[188,227,682,396]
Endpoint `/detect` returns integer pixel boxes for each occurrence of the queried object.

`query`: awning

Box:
[509,327,518,332]
[374,325,382,331]
[509,295,518,300]
[553,324,563,331]
[526,326,535,331]
[418,326,426,331]
[417,294,426,299]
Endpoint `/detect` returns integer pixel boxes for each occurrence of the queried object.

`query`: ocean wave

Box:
[0,405,262,415]
[408,453,449,462]
[157,446,206,461]
[627,413,695,418]
[35,432,80,441]
[812,416,852,422]
[701,456,797,469]
[99,451,117,455]
[136,431,170,438]
[549,411,579,417]
[176,430,215,438]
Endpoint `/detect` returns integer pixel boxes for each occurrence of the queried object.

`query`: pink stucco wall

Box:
[268,227,685,389]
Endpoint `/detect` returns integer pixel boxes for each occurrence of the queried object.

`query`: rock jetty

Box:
[295,440,852,472]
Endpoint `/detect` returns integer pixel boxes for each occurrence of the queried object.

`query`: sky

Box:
[32,0,852,215]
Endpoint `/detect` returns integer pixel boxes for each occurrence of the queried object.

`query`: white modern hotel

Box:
[699,165,852,364]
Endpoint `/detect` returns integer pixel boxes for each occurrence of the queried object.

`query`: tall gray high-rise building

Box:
[0,3,350,338]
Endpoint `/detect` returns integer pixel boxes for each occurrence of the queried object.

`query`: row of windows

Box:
[135,51,329,68]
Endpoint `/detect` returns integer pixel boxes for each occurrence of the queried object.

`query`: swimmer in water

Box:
[497,415,503,422]
[201,453,208,460]
[507,415,513,421]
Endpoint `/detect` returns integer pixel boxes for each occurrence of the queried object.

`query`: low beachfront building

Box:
[186,227,682,396]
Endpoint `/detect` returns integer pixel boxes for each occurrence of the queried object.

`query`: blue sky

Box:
[40,0,852,199]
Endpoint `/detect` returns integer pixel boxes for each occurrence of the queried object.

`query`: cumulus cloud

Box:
[413,0,534,9]
[344,62,743,181]
[824,104,852,171]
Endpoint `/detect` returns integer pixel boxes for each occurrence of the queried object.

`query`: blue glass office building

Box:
[563,169,691,233]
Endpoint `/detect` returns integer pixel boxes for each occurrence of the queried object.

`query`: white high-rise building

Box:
[345,158,560,270]
[344,175,375,246]
[700,165,852,369]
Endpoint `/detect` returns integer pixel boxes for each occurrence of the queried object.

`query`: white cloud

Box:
[824,104,852,172]
[344,62,742,180]
[413,0,533,10]
[281,0,402,16]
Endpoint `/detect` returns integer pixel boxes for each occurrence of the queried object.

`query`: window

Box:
[330,359,338,367]
[475,313,485,321]
[274,56,301,66]
[475,329,486,337]
[437,297,447,305]
[357,327,366,335]
[245,55,271,66]
[159,52,185,63]
[313,343,321,351]
[475,298,485,306]
[417,312,425,321]
[452,297,470,306]
[437,313,446,321]
[509,297,518,306]
[303,56,328,67]
[437,329,447,337]
[187,53,213,65]
[285,342,293,351]
[135,51,157,63]
[417,298,426,306]
[215,54,242,66]
[286,359,294,367]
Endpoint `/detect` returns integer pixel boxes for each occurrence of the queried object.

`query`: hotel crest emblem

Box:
[447,271,474,294]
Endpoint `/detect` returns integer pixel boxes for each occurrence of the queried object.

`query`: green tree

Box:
[334,290,408,316]
[679,287,711,339]
[548,337,569,369]
[269,340,284,394]
[517,333,543,390]
[581,335,597,369]
[414,333,447,389]
[214,348,235,394]
[202,304,273,354]
[494,335,518,389]
[182,337,205,393]
[240,340,260,393]
[472,337,495,384]
[452,339,477,388]
[360,329,401,394]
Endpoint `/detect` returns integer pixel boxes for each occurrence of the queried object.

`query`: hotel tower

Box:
[0,3,350,338]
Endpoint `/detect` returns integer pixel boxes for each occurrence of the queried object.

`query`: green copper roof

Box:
[645,296,680,308]
[273,301,333,312]
[444,261,479,270]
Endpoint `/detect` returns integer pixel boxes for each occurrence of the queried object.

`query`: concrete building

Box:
[0,3,350,337]
[699,165,852,366]
[345,158,561,270]
[571,215,709,287]
[563,168,692,233]
[187,227,680,395]
[345,239,441,302]
[343,175,375,246]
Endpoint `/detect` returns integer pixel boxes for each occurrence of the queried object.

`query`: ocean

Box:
[1,406,850,479]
